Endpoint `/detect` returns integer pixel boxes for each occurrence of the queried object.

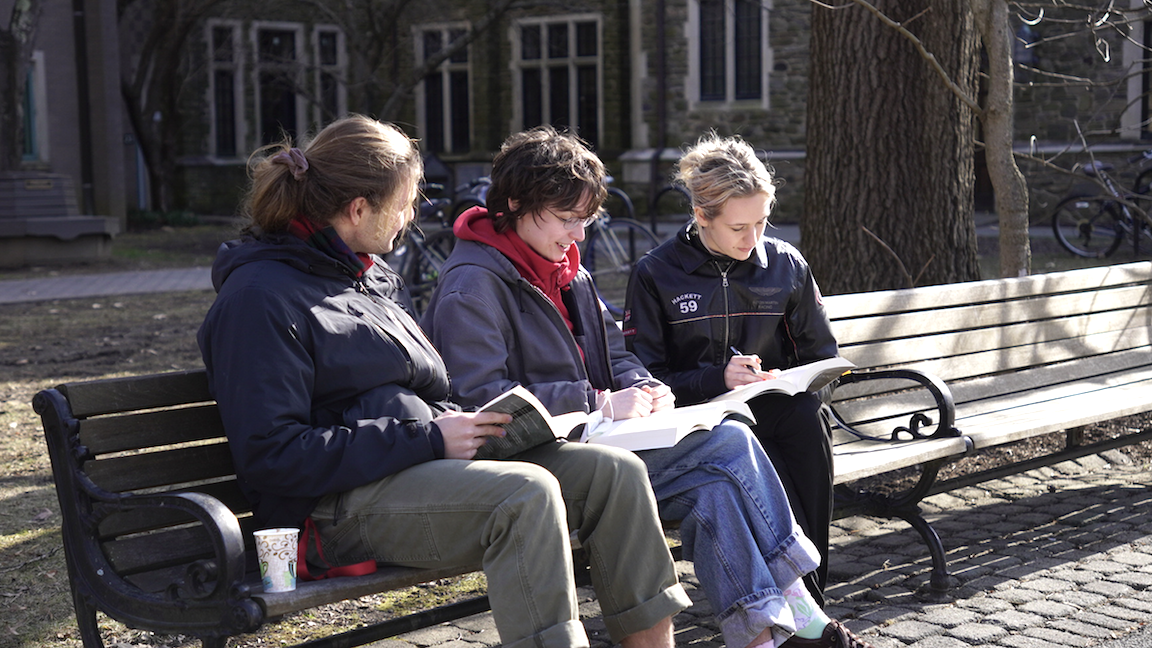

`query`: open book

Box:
[473,386,588,460]
[710,356,854,403]
[579,400,754,452]
[473,385,756,457]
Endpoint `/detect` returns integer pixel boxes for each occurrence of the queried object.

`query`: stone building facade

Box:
[9,0,1152,232]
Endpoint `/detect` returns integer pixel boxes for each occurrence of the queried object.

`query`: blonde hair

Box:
[676,133,777,222]
[244,115,422,233]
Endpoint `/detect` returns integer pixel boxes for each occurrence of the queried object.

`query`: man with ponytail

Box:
[197,115,688,648]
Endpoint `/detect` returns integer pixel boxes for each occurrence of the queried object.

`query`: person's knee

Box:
[579,443,651,485]
[497,461,567,518]
[707,420,762,455]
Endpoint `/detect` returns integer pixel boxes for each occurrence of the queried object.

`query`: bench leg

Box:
[887,499,954,594]
[834,458,957,594]
[67,567,107,648]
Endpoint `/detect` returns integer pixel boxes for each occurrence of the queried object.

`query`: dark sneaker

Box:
[779,620,875,648]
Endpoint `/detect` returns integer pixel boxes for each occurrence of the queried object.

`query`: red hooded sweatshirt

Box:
[454,206,580,331]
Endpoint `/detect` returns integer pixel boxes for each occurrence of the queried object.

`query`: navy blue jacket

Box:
[197,233,449,529]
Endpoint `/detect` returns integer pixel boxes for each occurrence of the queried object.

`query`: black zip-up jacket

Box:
[623,224,839,405]
[197,233,450,530]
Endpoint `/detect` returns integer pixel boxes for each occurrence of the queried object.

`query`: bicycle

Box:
[1051,150,1152,258]
[385,184,459,316]
[580,179,661,316]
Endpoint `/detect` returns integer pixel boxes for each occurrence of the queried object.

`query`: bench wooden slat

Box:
[854,326,1151,390]
[833,436,971,484]
[60,369,212,418]
[959,377,1152,449]
[97,479,250,539]
[834,284,1151,350]
[254,562,483,618]
[84,442,235,492]
[79,404,226,455]
[825,261,1152,319]
[103,524,217,578]
[947,349,1152,410]
[841,305,1151,372]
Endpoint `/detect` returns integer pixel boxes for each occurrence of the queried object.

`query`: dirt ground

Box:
[3,224,1152,646]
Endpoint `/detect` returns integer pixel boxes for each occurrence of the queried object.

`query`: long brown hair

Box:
[244,115,422,233]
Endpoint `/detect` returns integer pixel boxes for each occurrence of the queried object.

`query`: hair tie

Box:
[272,148,309,181]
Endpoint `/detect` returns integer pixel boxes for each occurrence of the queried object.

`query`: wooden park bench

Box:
[825,260,1152,592]
[33,261,1152,646]
[34,370,491,648]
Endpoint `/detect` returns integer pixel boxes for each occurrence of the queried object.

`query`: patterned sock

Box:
[783,579,832,639]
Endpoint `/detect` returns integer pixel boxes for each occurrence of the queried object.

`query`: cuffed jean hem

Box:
[762,528,822,592]
[502,619,589,648]
[717,589,796,648]
[602,583,692,643]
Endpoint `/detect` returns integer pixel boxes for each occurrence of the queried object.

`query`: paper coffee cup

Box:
[254,528,299,593]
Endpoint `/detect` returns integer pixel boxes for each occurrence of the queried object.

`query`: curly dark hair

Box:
[485,126,608,233]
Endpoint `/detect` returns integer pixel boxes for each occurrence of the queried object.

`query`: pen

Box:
[730,346,760,373]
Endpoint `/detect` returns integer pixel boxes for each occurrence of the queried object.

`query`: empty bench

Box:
[824,260,1152,591]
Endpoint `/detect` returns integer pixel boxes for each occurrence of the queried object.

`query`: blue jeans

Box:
[638,421,820,648]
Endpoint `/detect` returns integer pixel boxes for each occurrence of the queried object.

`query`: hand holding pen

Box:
[724,346,779,390]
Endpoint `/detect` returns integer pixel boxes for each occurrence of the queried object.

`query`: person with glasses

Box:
[196,115,690,648]
[421,126,875,648]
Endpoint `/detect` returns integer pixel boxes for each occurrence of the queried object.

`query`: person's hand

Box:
[641,384,676,412]
[433,410,513,460]
[724,354,778,390]
[604,387,655,420]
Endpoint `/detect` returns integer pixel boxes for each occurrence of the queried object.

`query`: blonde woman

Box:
[624,133,841,609]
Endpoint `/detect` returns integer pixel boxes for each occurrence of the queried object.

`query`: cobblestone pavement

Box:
[383,452,1152,648]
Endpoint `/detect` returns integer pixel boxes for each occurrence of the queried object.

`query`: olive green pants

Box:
[309,441,689,648]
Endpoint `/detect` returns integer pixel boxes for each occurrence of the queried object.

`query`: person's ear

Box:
[693,206,708,229]
[344,197,369,227]
[508,198,521,214]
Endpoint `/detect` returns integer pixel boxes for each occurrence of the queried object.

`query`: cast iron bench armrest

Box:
[830,368,960,441]
[91,491,251,603]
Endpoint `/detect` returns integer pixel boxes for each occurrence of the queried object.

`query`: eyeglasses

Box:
[547,208,599,230]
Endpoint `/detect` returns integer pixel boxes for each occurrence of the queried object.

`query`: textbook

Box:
[579,400,755,452]
[709,356,855,403]
[473,386,587,460]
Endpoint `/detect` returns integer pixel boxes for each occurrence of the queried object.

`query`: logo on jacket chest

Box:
[671,292,703,315]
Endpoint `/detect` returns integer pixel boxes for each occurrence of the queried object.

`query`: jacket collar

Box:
[672,221,769,274]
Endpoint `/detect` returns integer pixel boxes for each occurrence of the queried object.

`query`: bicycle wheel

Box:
[1135,168,1152,195]
[583,218,659,316]
[406,228,456,316]
[605,187,636,221]
[1051,195,1125,259]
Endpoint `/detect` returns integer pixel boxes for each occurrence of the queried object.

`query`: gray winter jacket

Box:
[420,239,653,415]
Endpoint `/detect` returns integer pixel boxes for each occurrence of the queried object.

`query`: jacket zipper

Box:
[715,259,735,362]
[523,279,593,381]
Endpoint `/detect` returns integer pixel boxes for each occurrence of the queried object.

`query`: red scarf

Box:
[455,206,580,330]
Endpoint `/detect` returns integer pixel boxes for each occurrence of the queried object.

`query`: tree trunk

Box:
[804,0,980,294]
[971,0,1029,277]
[0,0,43,171]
